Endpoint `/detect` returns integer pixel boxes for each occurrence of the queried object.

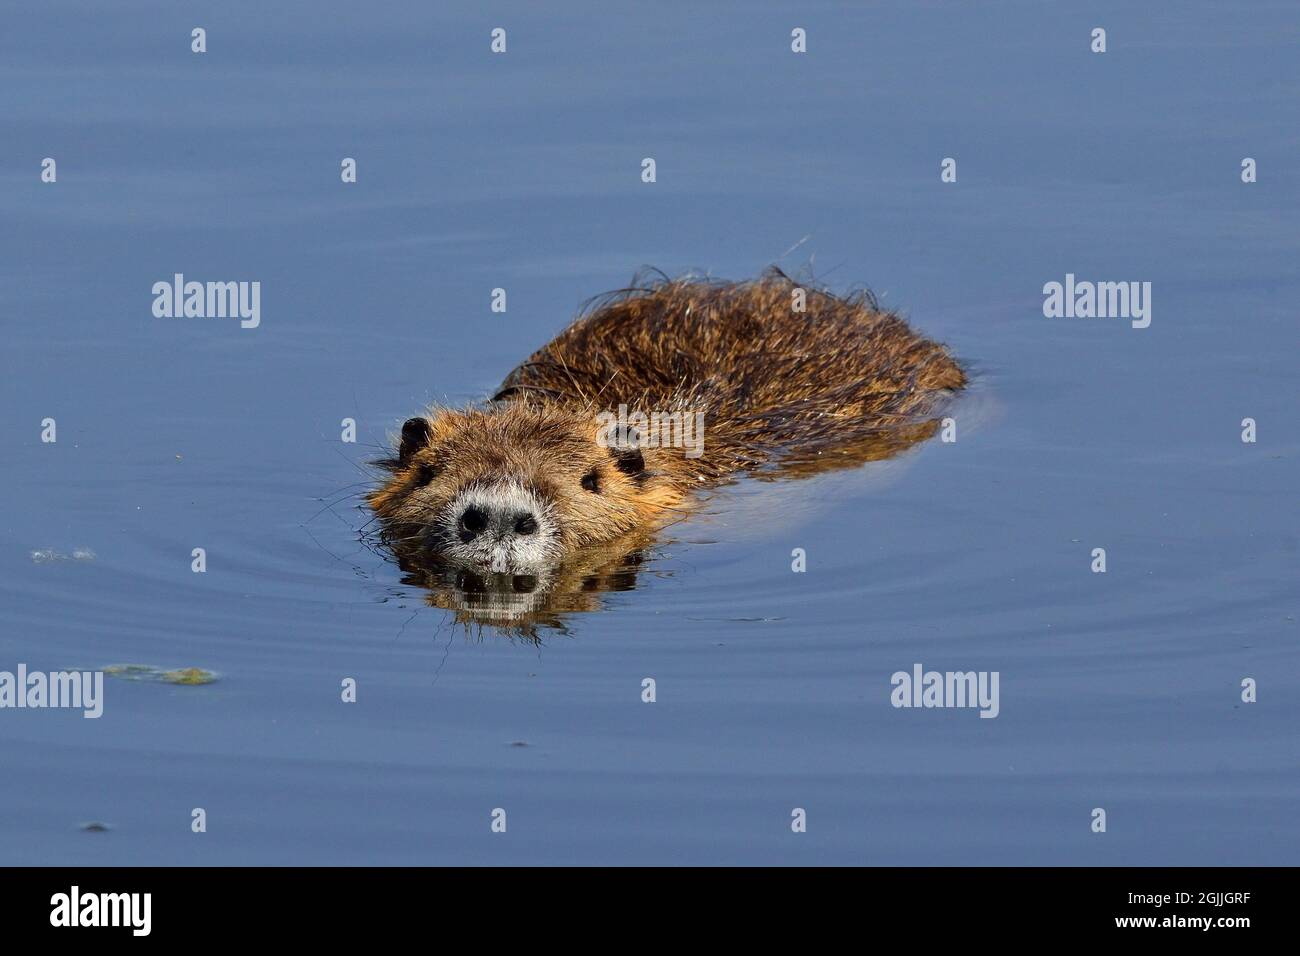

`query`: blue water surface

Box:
[0,0,1296,864]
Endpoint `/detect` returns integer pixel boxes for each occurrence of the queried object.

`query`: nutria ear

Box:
[399,417,433,462]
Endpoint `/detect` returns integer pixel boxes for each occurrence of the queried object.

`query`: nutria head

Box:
[370,403,685,573]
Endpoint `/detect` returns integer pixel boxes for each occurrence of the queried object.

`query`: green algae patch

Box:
[161,667,217,686]
[103,664,218,685]
[102,665,156,681]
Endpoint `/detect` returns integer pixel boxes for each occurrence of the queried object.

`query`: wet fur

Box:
[371,268,965,564]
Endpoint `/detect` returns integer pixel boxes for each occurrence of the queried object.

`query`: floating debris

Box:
[80,822,111,833]
[101,664,154,681]
[162,668,217,686]
[103,664,218,685]
[30,548,96,563]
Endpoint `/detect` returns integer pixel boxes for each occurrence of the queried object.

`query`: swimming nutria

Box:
[371,268,964,575]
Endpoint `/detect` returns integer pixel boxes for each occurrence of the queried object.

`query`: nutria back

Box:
[495,268,965,480]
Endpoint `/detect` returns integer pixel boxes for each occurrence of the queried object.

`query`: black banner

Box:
[0,867,1281,941]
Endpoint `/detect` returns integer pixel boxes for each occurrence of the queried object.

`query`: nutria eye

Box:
[414,462,438,487]
[613,447,645,478]
[580,469,600,493]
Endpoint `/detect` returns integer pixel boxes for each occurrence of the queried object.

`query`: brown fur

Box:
[371,268,964,561]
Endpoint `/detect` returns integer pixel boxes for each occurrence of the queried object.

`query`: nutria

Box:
[371,268,964,579]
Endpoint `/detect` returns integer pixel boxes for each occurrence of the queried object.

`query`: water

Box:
[1,0,1296,865]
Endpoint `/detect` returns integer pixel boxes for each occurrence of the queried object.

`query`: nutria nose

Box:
[459,504,541,542]
[461,507,488,535]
